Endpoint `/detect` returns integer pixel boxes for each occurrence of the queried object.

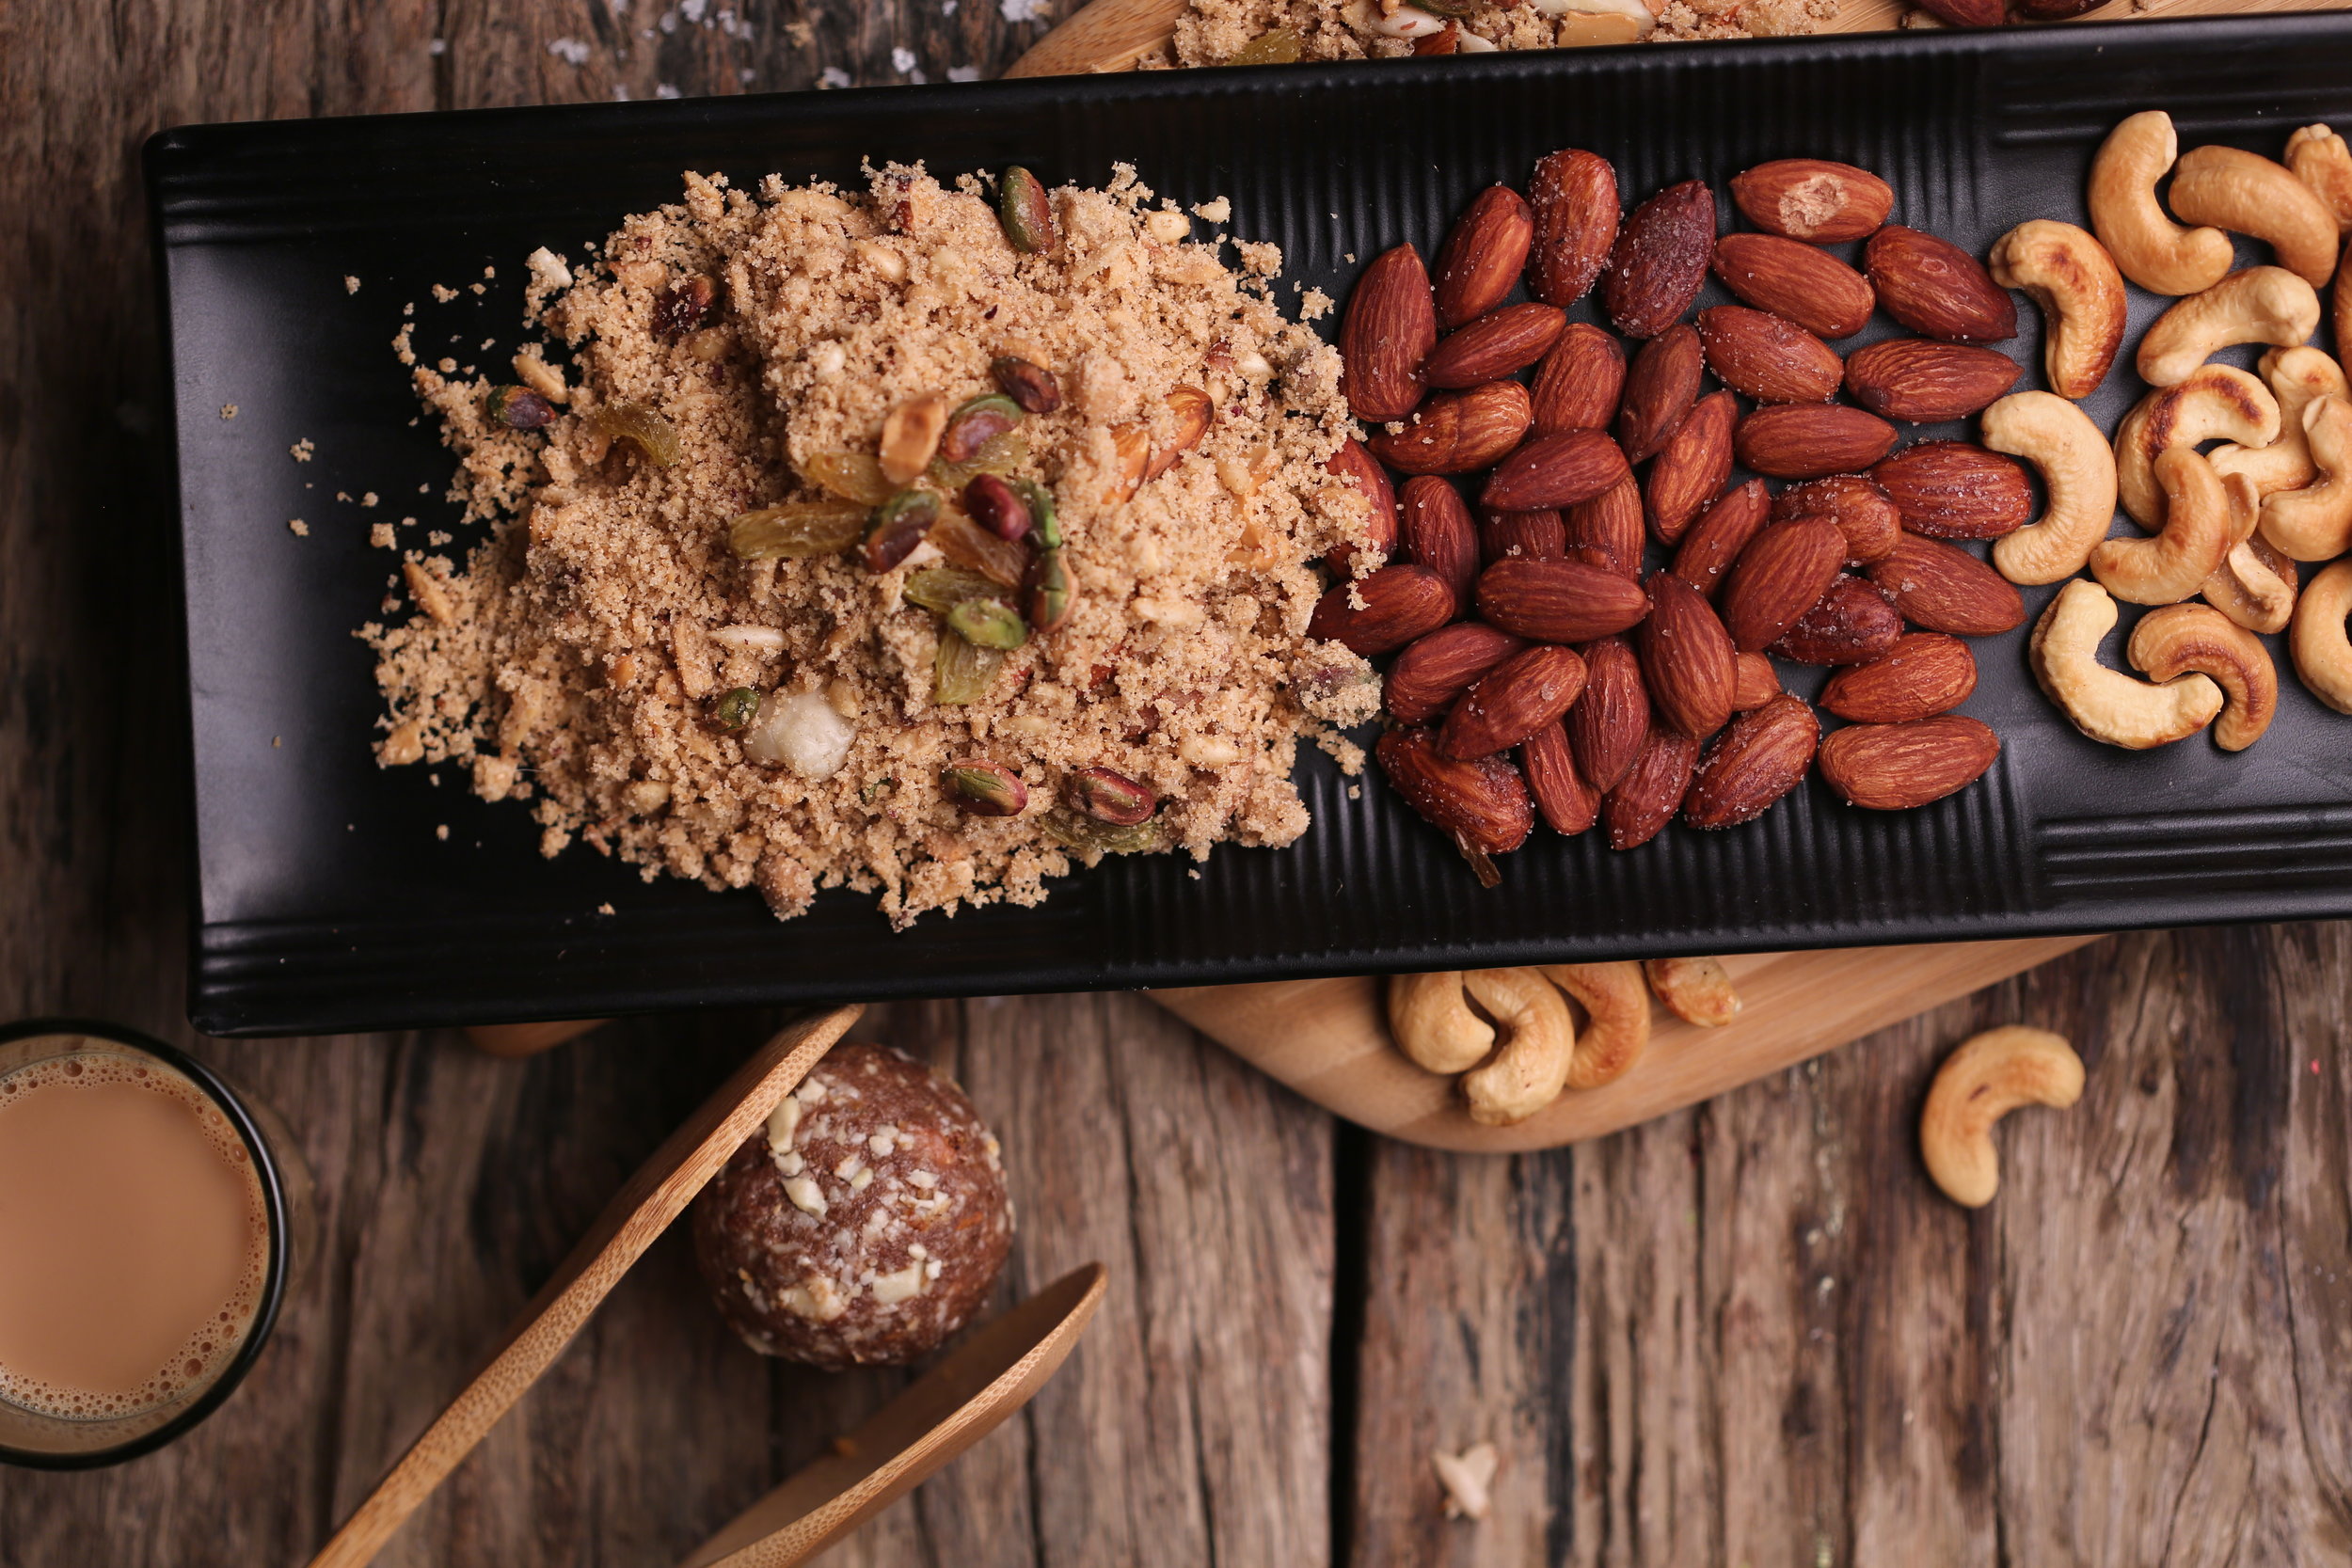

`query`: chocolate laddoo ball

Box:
[690,1043,1013,1370]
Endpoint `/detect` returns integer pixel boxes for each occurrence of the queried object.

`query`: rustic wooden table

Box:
[5,3,2349,1562]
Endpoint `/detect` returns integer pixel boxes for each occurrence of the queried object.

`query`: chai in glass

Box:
[0,1037,272,1431]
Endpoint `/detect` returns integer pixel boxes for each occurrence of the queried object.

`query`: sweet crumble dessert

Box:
[368,164,1380,928]
[1155,0,1838,70]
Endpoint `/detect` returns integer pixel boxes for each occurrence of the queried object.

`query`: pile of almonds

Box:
[1319,150,2029,880]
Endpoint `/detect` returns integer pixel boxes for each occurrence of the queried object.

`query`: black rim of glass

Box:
[0,1018,291,1470]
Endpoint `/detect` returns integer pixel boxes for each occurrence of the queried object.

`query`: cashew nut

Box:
[1455,969,1578,1127]
[1918,1027,2084,1208]
[2210,345,2347,499]
[2093,446,2236,606]
[1388,971,1498,1074]
[2258,394,2352,562]
[2286,123,2352,232]
[1983,391,2118,586]
[2112,364,2280,529]
[2126,602,2279,751]
[2202,531,2299,636]
[2136,268,2322,388]
[1643,957,1740,1027]
[2087,111,2234,297]
[1531,0,1657,42]
[2291,560,2352,714]
[1540,961,1650,1089]
[2031,578,2224,748]
[2168,143,2341,288]
[1985,220,2129,400]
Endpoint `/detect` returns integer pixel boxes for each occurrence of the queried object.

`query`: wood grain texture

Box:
[681,1264,1108,1568]
[3,0,2348,1563]
[1345,929,2352,1566]
[307,1007,860,1568]
[1006,0,2347,77]
[1152,936,2102,1149]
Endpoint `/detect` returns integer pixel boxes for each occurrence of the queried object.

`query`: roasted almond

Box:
[1728,158,1893,244]
[1604,179,1717,340]
[1770,573,1901,665]
[1529,322,1628,436]
[1645,390,1738,545]
[1732,650,1782,710]
[1772,473,1901,563]
[1440,644,1591,759]
[1377,724,1534,858]
[1671,478,1772,597]
[1483,429,1631,512]
[1527,149,1620,309]
[1844,339,2024,423]
[1521,720,1600,836]
[1567,635,1650,791]
[1682,694,1820,830]
[1866,533,2026,636]
[1340,244,1438,422]
[1603,727,1702,850]
[1819,632,1979,722]
[1434,184,1536,329]
[1638,572,1738,738]
[1616,324,1704,462]
[1306,562,1455,655]
[1733,404,1897,481]
[1870,441,2034,539]
[1424,302,1568,388]
[1481,509,1567,565]
[1323,437,1397,576]
[1398,475,1481,610]
[1697,306,1842,405]
[1865,226,2019,345]
[1385,622,1528,723]
[1720,515,1846,652]
[1371,381,1533,475]
[1711,232,1876,339]
[1817,715,2000,811]
[1476,557,1650,643]
[1563,475,1645,578]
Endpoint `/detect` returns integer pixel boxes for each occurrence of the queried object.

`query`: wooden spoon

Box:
[677,1262,1109,1567]
[306,1004,863,1568]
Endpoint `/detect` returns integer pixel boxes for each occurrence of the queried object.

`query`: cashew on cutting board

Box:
[1387,958,1739,1126]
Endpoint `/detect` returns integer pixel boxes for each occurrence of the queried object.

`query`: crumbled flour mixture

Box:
[369,164,1380,927]
[1158,0,1838,66]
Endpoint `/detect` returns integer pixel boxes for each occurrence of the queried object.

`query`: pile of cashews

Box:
[1991,109,2352,751]
[1386,956,1737,1124]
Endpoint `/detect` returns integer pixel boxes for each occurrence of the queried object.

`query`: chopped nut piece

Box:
[997,166,1057,253]
[944,763,1027,816]
[990,355,1062,414]
[879,394,950,484]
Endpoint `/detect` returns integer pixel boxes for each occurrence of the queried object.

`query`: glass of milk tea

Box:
[0,1021,296,1466]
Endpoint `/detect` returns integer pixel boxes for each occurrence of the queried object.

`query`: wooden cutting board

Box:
[1151,935,2104,1150]
[1005,0,2328,78]
[471,935,2105,1150]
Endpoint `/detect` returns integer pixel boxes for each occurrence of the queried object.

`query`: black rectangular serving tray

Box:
[151,16,2352,1036]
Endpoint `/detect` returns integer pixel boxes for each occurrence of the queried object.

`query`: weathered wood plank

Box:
[1349,932,2352,1565]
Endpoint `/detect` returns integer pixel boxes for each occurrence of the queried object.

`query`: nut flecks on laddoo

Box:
[368,165,1380,928]
[690,1043,1014,1370]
